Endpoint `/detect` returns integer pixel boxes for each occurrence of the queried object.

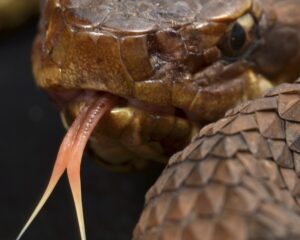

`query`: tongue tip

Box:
[17,93,117,240]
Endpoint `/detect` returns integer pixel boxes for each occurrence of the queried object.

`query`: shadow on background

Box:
[0,21,162,240]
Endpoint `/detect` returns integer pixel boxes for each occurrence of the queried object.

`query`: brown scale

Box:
[134,81,300,240]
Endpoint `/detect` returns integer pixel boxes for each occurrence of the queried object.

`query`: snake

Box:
[5,0,300,239]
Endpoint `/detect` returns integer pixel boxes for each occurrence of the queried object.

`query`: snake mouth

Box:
[46,88,199,168]
[47,88,189,120]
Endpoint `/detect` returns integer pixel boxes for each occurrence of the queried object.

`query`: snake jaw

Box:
[41,62,273,170]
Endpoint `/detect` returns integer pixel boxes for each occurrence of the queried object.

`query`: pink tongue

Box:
[17,93,117,240]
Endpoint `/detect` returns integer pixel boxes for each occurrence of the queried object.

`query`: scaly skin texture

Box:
[31,0,300,238]
[134,80,300,240]
[33,0,300,170]
[0,0,39,30]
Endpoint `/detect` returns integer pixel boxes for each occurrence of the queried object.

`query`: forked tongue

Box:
[17,93,117,240]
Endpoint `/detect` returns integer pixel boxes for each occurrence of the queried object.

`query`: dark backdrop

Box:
[0,21,162,240]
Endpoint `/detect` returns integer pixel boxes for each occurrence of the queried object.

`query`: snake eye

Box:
[230,23,247,51]
[219,14,257,59]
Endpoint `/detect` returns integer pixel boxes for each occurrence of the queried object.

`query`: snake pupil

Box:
[230,23,246,51]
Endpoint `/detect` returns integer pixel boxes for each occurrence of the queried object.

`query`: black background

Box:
[0,20,162,240]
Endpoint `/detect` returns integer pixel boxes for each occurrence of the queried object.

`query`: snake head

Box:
[32,0,300,170]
